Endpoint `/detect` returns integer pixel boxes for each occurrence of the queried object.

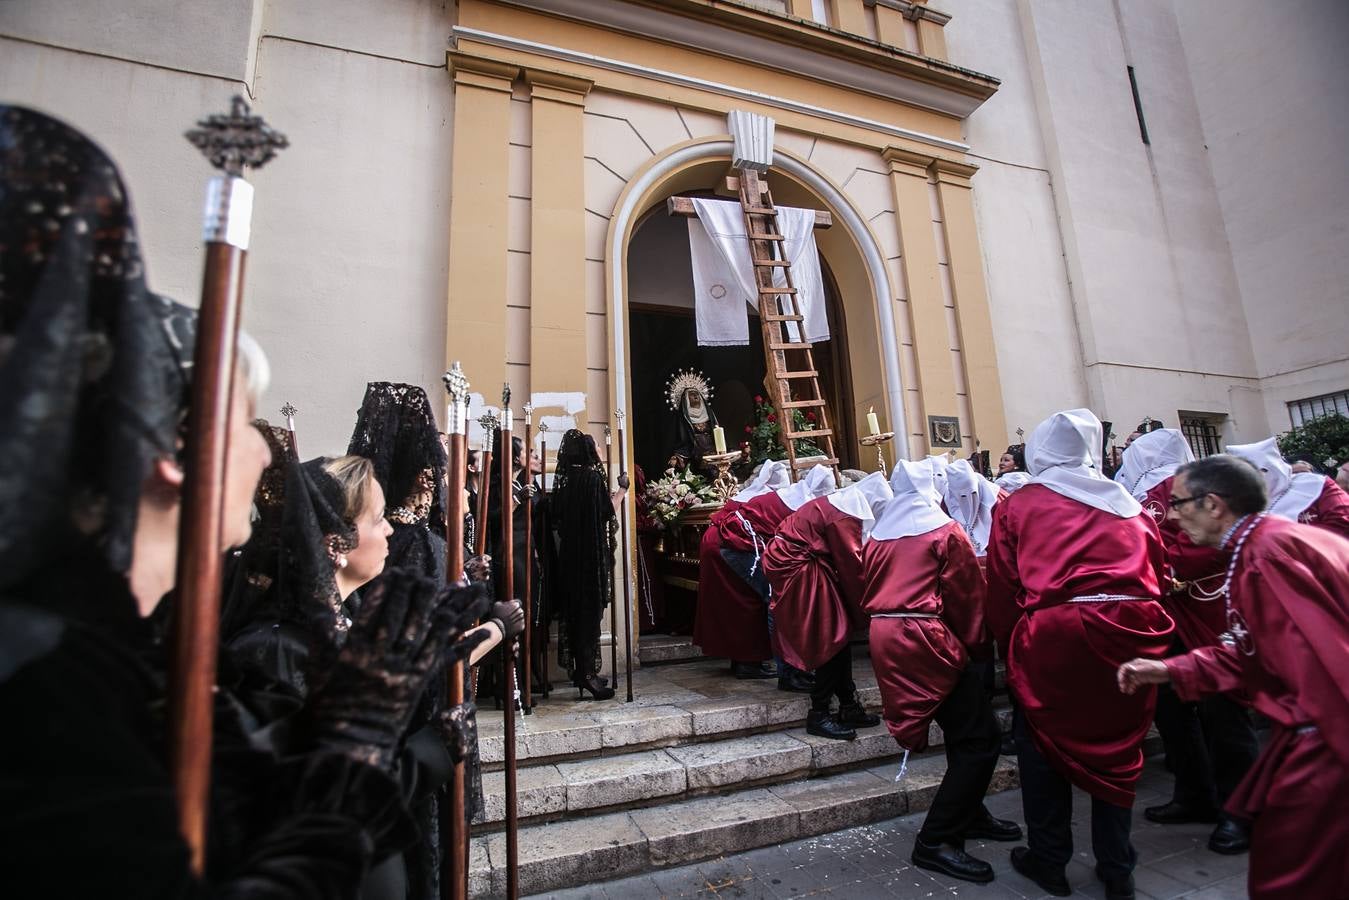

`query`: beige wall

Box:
[1175,0,1349,433]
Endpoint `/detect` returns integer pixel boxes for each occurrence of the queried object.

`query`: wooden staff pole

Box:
[538,422,551,699]
[170,97,286,874]
[605,425,618,692]
[499,387,520,900]
[441,363,470,900]
[280,401,299,460]
[616,410,635,703]
[521,403,534,714]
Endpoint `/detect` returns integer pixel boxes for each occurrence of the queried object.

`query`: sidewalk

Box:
[527,757,1247,899]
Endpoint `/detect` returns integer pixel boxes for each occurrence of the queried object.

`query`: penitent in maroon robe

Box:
[986,485,1174,807]
[693,497,773,661]
[1296,475,1349,539]
[1165,516,1349,899]
[1143,477,1228,652]
[862,521,985,752]
[763,497,866,672]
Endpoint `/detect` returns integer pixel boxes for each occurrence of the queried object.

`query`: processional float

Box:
[169,96,287,873]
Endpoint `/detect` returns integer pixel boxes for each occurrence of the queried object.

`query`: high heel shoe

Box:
[574,673,615,701]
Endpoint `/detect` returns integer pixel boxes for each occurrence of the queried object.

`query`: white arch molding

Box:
[607,139,910,448]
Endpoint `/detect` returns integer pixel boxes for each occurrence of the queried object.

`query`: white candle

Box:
[867,407,880,436]
[713,425,727,453]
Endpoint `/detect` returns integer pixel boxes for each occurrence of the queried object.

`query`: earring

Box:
[337,554,348,569]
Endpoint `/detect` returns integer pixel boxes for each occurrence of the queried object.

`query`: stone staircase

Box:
[469,655,1019,896]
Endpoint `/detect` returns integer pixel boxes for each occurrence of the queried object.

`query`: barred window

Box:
[1180,416,1222,458]
[1288,390,1349,428]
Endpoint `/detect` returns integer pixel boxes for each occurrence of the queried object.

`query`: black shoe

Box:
[837,701,881,728]
[806,710,856,740]
[1010,847,1071,897]
[1208,816,1251,855]
[777,671,814,693]
[1143,801,1218,825]
[911,838,994,884]
[964,809,1023,842]
[573,674,615,701]
[731,661,776,679]
[1095,864,1135,900]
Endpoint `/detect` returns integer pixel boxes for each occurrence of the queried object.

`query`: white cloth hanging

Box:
[1026,409,1142,518]
[826,471,894,540]
[687,197,829,347]
[1226,436,1324,520]
[1115,429,1194,501]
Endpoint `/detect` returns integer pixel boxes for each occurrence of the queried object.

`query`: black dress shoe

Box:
[837,701,881,728]
[1095,864,1135,900]
[806,710,856,740]
[731,661,776,679]
[964,809,1023,842]
[777,671,814,693]
[1208,816,1251,855]
[1143,801,1218,825]
[1010,846,1071,897]
[911,838,994,884]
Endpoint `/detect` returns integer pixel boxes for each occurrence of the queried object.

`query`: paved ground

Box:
[526,758,1247,899]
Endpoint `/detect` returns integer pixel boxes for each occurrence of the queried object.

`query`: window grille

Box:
[1180,416,1222,458]
[1288,390,1349,428]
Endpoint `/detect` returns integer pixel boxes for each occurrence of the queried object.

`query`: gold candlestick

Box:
[860,431,896,476]
[702,450,744,504]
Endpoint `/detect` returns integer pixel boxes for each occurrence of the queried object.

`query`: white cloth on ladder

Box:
[687,197,830,347]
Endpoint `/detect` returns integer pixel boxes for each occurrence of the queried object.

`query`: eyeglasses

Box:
[1168,493,1210,509]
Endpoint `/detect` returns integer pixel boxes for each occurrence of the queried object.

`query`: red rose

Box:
[767,413,777,423]
[744,425,753,434]
[754,395,764,403]
[805,411,817,423]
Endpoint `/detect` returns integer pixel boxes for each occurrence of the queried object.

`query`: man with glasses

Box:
[1119,454,1349,898]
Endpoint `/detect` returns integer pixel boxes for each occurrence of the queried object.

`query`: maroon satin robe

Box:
[1144,477,1228,651]
[1298,476,1349,539]
[1165,516,1349,899]
[718,491,792,555]
[986,485,1174,807]
[861,521,985,752]
[693,499,773,661]
[763,498,865,672]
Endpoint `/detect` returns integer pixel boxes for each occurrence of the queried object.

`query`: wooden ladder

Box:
[733,167,840,483]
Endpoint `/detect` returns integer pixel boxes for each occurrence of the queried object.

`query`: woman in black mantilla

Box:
[551,429,626,700]
[0,106,486,897]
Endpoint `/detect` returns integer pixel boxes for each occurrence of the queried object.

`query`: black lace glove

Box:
[306,567,491,769]
[490,599,525,642]
[617,472,630,490]
[437,702,479,765]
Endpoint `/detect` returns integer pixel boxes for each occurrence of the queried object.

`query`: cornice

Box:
[866,0,952,26]
[447,51,520,88]
[481,0,998,119]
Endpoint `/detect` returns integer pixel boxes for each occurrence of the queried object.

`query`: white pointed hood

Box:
[1115,429,1194,500]
[995,471,1031,494]
[732,459,790,503]
[827,471,894,541]
[776,463,836,511]
[871,459,951,541]
[1026,409,1142,517]
[943,459,998,556]
[1226,436,1323,520]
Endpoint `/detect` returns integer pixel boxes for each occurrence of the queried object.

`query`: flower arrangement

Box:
[643,466,720,526]
[744,394,823,465]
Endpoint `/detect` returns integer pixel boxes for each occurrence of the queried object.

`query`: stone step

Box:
[636,634,704,665]
[475,710,1015,828]
[470,753,1022,896]
[476,657,889,769]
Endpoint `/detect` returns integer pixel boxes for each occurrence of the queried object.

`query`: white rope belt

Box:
[1296,724,1319,736]
[1068,594,1151,603]
[871,612,940,619]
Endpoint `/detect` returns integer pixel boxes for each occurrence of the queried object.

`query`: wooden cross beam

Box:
[666,176,832,228]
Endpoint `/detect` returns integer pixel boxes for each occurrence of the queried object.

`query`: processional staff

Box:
[170,96,287,873]
[499,385,521,900]
[280,401,299,460]
[537,420,552,699]
[615,410,635,703]
[475,413,497,558]
[441,362,470,900]
[521,402,535,714]
[606,424,619,693]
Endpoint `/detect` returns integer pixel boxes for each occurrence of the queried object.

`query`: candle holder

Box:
[860,431,896,476]
[702,450,744,504]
